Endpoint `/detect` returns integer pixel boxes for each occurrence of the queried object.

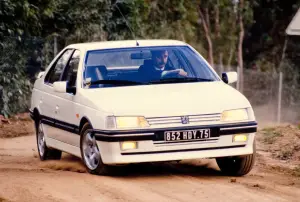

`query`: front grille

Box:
[147,113,221,126]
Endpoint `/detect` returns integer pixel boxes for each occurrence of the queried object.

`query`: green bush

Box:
[0,39,33,118]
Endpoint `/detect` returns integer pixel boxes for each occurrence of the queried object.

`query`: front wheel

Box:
[80,123,114,175]
[216,142,256,176]
[36,120,62,160]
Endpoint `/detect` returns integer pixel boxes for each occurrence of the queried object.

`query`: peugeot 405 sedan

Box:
[29,40,257,176]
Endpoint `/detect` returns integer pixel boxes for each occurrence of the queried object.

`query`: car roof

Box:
[65,39,188,51]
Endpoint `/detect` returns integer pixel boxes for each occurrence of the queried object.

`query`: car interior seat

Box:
[84,65,108,88]
[138,59,153,74]
[137,59,153,82]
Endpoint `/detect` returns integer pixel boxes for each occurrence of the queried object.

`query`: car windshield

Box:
[83,46,220,88]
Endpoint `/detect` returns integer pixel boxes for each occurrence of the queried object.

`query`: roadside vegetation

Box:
[1,0,300,118]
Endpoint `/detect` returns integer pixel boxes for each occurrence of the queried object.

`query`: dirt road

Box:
[1,135,300,202]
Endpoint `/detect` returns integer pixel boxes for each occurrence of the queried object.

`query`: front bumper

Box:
[90,121,257,165]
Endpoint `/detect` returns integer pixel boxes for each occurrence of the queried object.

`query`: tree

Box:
[196,0,242,71]
[236,0,254,92]
[1,0,299,117]
[243,0,300,70]
[237,0,245,92]
[197,1,214,66]
[0,0,53,117]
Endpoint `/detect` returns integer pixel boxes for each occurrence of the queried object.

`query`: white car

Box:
[29,40,257,176]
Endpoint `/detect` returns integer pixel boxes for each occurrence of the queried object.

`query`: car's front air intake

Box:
[146,113,221,126]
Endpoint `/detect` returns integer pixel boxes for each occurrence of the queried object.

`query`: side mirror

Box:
[53,81,67,93]
[36,71,45,79]
[222,72,238,84]
[53,81,76,94]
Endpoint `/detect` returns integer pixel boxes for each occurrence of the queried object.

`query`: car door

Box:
[40,49,74,140]
[52,50,82,147]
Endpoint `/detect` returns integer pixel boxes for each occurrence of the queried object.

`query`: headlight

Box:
[221,109,249,122]
[106,116,149,129]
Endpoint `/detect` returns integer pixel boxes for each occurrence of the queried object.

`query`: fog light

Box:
[233,134,248,142]
[120,141,137,150]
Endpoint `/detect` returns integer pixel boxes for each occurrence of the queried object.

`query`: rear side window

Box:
[45,49,73,84]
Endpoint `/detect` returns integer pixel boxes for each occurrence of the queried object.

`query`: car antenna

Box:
[113,2,139,46]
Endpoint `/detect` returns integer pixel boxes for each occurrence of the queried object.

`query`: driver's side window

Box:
[44,49,74,84]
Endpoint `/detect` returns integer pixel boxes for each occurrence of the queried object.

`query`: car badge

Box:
[181,116,189,124]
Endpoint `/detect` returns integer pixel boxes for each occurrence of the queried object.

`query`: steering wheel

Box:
[161,69,187,79]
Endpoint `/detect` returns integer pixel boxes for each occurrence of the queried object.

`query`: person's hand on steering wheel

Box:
[177,69,188,77]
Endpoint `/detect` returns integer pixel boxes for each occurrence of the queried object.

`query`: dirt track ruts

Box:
[1,135,300,202]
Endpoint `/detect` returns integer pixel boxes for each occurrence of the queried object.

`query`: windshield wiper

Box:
[151,77,215,84]
[88,79,148,86]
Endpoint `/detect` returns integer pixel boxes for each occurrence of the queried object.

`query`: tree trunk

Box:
[238,0,244,92]
[219,52,224,74]
[227,44,234,71]
[215,0,220,38]
[205,7,211,35]
[198,7,214,67]
[215,0,221,73]
[227,6,238,71]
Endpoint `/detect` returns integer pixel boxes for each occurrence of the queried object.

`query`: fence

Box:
[1,36,300,125]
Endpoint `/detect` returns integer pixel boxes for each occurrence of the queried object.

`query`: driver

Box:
[139,49,187,82]
[151,49,187,77]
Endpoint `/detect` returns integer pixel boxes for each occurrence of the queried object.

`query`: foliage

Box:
[0,37,33,118]
[261,127,281,144]
[1,0,300,117]
[59,0,113,43]
[0,0,56,38]
[244,0,300,70]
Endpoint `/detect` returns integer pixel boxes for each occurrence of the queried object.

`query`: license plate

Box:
[164,129,210,142]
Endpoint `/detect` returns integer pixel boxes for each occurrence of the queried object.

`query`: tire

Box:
[35,119,62,161]
[80,123,114,175]
[216,141,256,176]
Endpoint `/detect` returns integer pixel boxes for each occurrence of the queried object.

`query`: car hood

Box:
[80,81,251,117]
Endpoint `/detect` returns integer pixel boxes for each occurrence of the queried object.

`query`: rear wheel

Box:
[36,120,62,160]
[216,141,256,176]
[80,123,114,175]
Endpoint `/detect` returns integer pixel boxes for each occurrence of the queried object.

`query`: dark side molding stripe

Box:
[40,115,80,135]
[38,114,257,142]
[121,145,246,155]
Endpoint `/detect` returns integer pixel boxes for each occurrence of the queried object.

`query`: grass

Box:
[262,127,276,132]
[261,127,281,144]
[275,148,294,160]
